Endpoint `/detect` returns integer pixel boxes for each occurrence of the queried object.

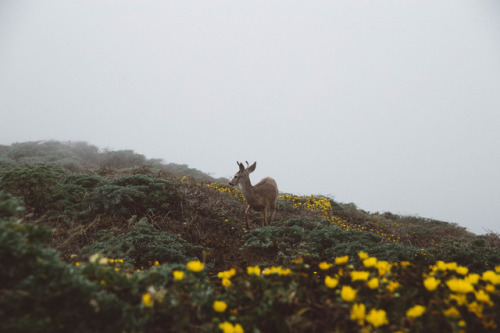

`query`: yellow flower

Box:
[376,261,392,276]
[325,276,339,289]
[213,300,228,313]
[247,266,261,276]
[366,309,389,328]
[222,278,232,287]
[335,256,349,265]
[386,281,400,292]
[475,289,493,306]
[218,268,236,279]
[406,305,426,318]
[341,285,357,302]
[358,251,369,260]
[446,278,474,294]
[350,303,366,325]
[142,293,154,307]
[368,277,379,289]
[456,266,468,275]
[363,257,377,268]
[495,265,500,273]
[154,260,160,266]
[75,262,80,267]
[351,271,370,282]
[444,306,461,318]
[172,270,184,280]
[423,276,441,291]
[465,273,480,285]
[482,271,500,285]
[318,262,332,270]
[449,293,468,306]
[467,301,484,317]
[186,260,204,273]
[219,322,244,333]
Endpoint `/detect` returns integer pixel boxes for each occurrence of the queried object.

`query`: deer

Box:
[229,161,279,228]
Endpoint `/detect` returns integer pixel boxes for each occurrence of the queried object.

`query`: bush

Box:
[0,192,142,332]
[86,175,181,219]
[0,164,67,216]
[82,219,205,267]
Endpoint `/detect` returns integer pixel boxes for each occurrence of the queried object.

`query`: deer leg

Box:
[244,205,250,228]
[270,201,276,223]
[263,208,268,226]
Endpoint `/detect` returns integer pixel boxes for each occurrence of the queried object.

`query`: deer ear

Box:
[248,162,257,173]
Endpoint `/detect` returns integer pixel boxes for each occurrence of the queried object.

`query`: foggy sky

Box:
[1,0,499,234]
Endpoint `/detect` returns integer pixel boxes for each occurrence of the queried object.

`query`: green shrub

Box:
[86,175,180,219]
[0,164,67,216]
[241,217,428,266]
[82,219,205,267]
[0,192,142,332]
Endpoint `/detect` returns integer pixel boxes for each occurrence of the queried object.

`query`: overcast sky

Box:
[1,0,499,235]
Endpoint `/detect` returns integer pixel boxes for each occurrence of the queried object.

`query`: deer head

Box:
[229,161,256,189]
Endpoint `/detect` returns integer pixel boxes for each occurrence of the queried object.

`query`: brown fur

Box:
[229,162,279,228]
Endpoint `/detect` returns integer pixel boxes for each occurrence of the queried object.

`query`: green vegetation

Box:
[0,141,499,332]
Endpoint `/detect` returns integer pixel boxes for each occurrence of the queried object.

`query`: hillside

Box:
[1,140,499,332]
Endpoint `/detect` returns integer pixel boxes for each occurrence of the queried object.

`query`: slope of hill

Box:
[1,141,499,332]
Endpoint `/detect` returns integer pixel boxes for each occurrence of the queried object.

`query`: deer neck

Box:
[238,177,255,200]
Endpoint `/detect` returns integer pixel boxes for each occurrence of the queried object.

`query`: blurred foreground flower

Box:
[213,300,228,313]
[186,260,204,273]
[142,293,154,307]
[366,309,388,328]
[406,305,426,318]
[219,321,244,333]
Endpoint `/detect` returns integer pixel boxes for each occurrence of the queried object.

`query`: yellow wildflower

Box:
[325,276,339,289]
[350,303,366,325]
[218,268,236,279]
[75,262,80,267]
[485,284,495,293]
[446,278,474,294]
[172,270,184,280]
[368,277,379,289]
[366,309,389,328]
[222,278,232,287]
[341,285,357,302]
[465,273,480,285]
[318,262,332,270]
[406,305,426,318]
[142,293,154,307]
[154,260,160,266]
[449,293,468,306]
[467,301,484,318]
[444,306,461,318]
[186,260,204,273]
[351,271,370,282]
[376,261,392,276]
[386,281,400,292]
[213,300,228,313]
[358,251,369,260]
[423,276,441,291]
[456,266,468,275]
[475,289,493,306]
[219,322,244,333]
[495,265,500,273]
[363,257,377,268]
[335,255,349,265]
[482,271,500,285]
[247,266,261,276]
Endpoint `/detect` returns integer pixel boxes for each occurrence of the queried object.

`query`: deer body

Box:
[229,162,278,228]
